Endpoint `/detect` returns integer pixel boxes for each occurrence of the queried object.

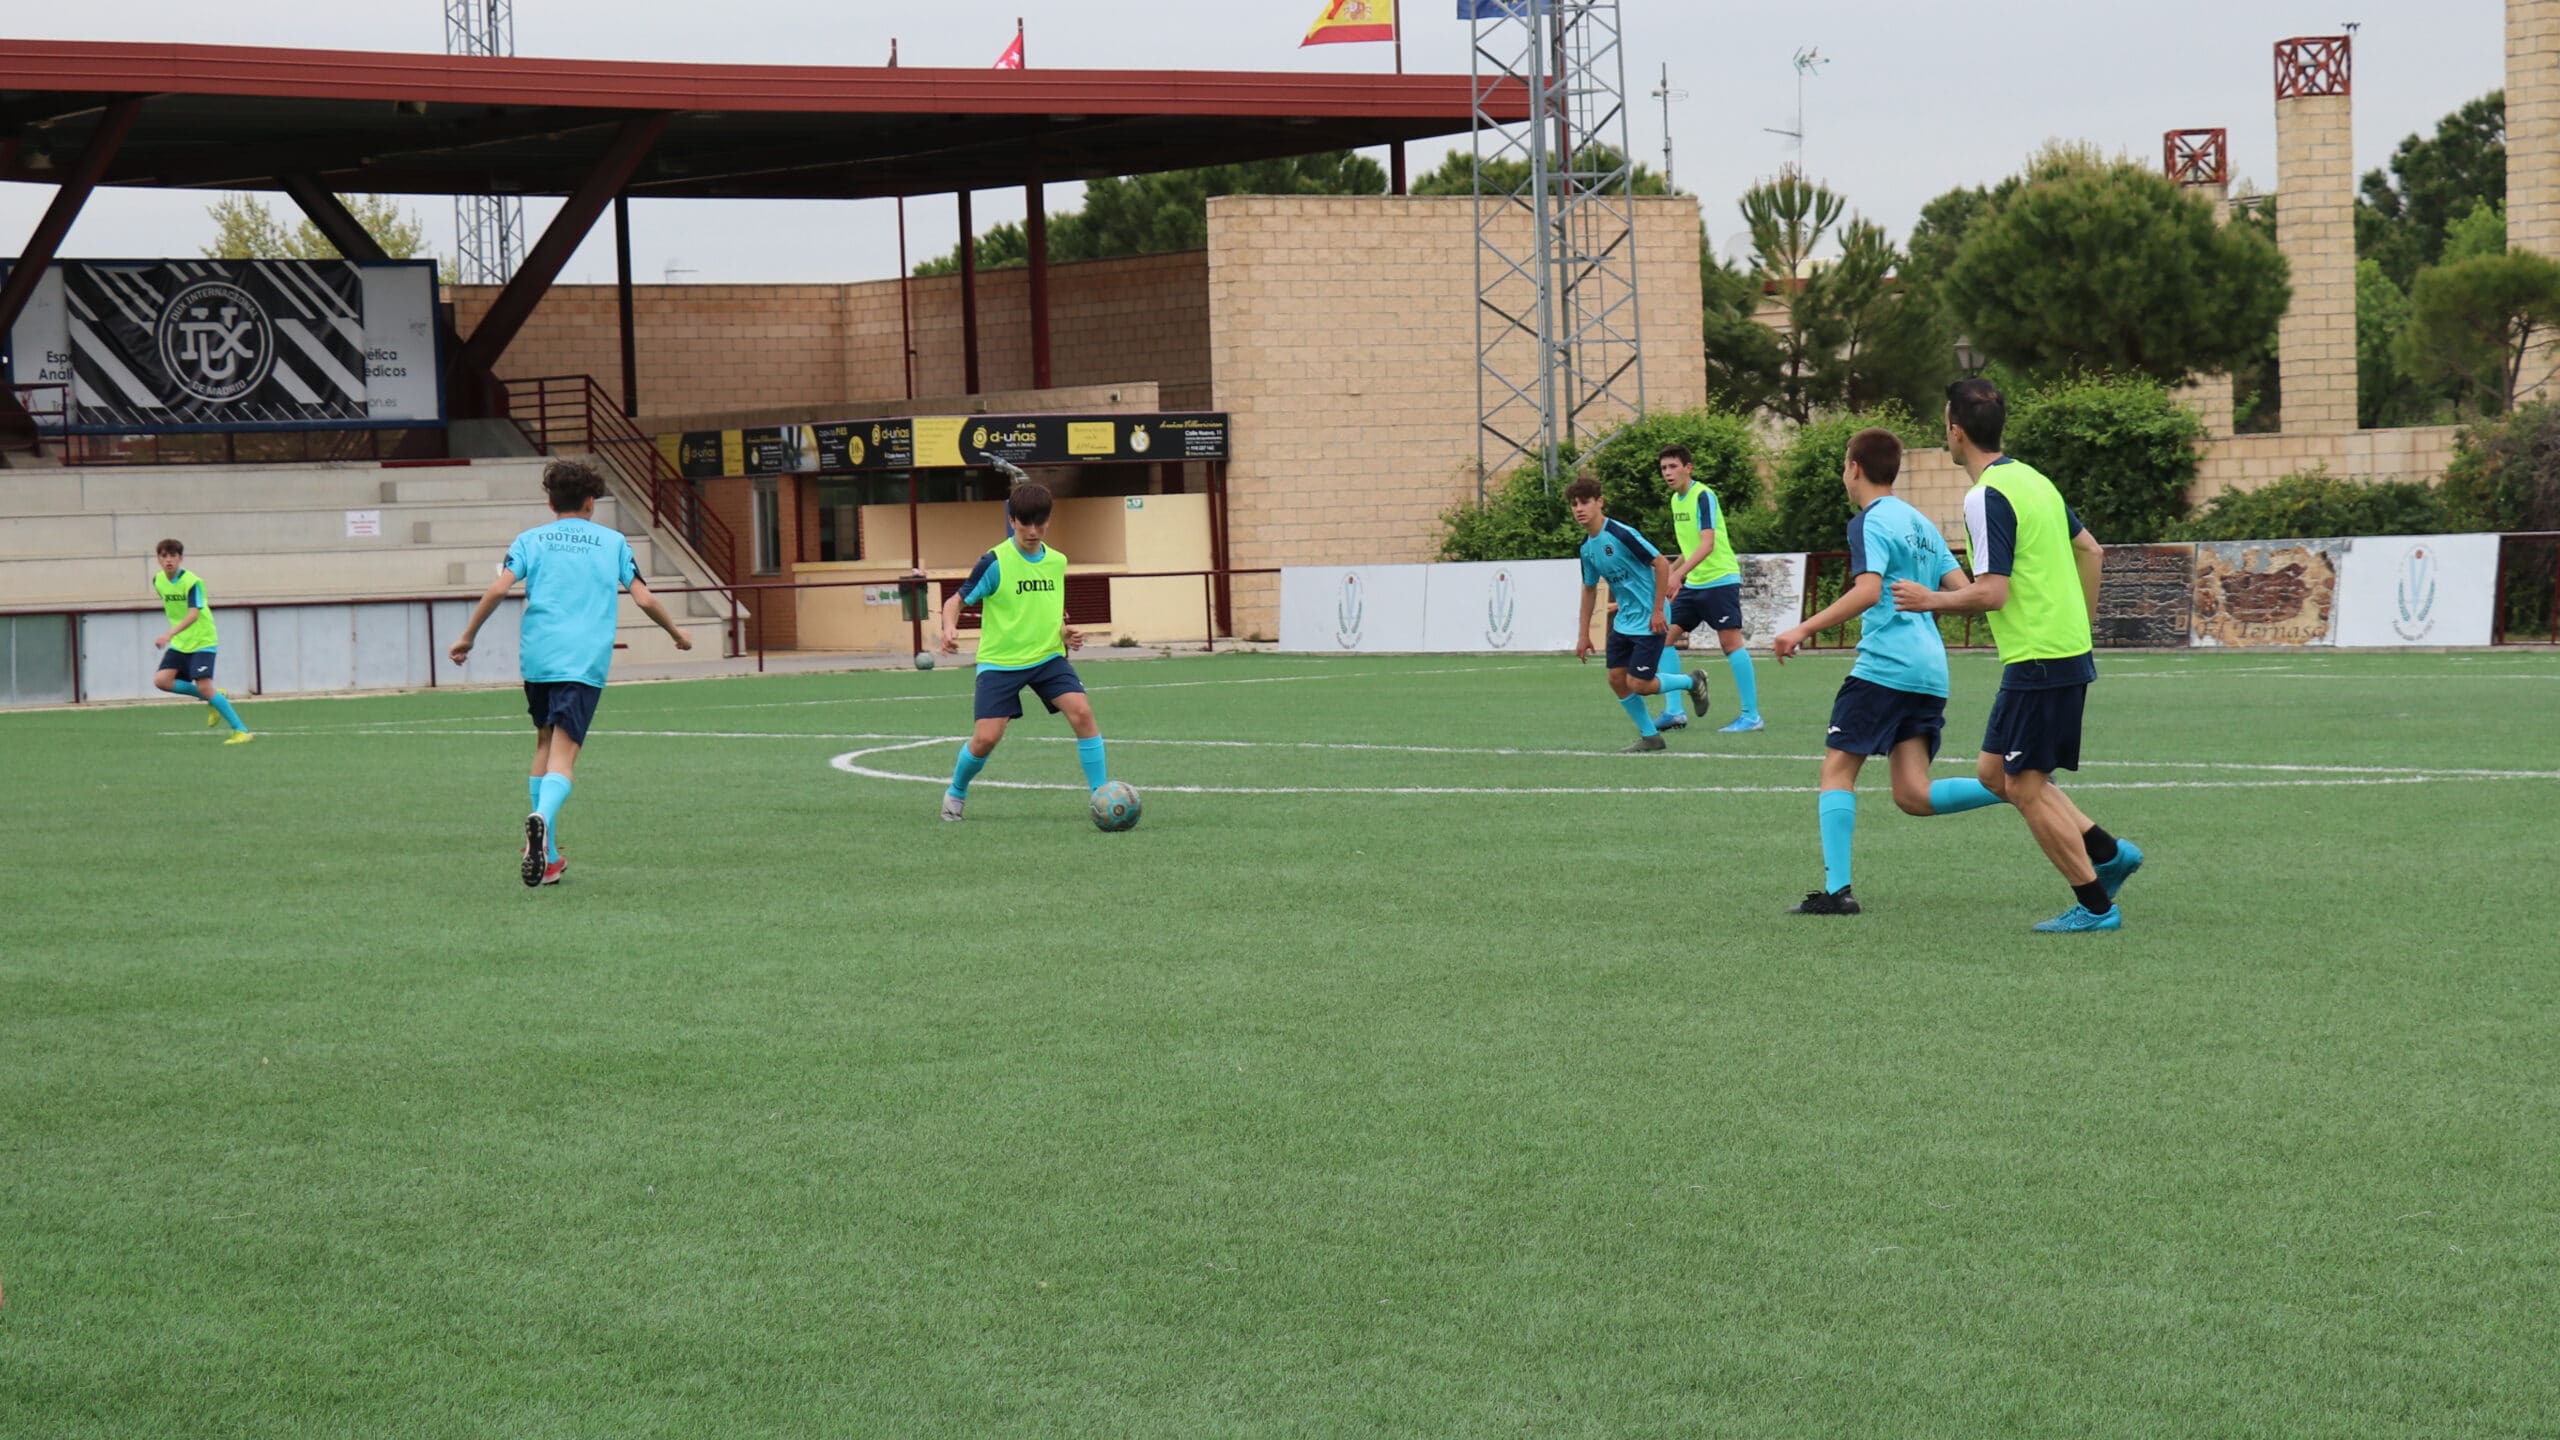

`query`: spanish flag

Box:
[1302,0,1395,46]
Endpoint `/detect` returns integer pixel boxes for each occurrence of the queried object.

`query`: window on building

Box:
[752,477,782,575]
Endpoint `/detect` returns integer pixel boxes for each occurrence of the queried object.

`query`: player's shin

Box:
[1818,790,1857,894]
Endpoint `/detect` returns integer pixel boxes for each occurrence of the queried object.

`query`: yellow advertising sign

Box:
[1066,421,1117,457]
[911,416,968,468]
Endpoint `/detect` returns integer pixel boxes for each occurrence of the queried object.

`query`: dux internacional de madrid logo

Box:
[157,277,274,405]
[1485,568,1517,648]
[2391,542,2440,641]
[1335,572,1366,649]
[1129,425,1150,454]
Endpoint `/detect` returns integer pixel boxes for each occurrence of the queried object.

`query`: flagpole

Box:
[890,37,913,400]
[1390,9,1407,195]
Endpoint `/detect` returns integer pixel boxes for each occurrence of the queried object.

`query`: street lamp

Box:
[1953,336,1988,378]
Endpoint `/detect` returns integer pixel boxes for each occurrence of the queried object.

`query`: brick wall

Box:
[447,249,1213,423]
[1211,194,1708,635]
[2275,91,2358,433]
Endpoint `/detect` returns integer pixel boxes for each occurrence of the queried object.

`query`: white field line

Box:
[297,662,1555,730]
[824,738,2535,796]
[226,725,2560,782]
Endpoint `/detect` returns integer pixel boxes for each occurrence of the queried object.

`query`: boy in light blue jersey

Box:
[449,460,693,888]
[1772,429,2006,914]
[1567,472,1704,753]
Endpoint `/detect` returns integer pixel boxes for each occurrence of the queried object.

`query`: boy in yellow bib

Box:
[935,482,1111,821]
[150,539,253,744]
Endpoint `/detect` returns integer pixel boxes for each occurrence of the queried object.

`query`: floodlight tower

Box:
[1469,0,1648,492]
[445,0,526,283]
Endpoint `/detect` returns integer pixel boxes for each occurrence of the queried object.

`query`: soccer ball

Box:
[1090,780,1142,832]
[913,651,935,670]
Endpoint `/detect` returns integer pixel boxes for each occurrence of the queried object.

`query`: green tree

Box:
[1946,160,2290,386]
[914,152,1386,275]
[2442,398,2560,531]
[1761,403,1938,554]
[1408,144,1673,197]
[1699,247,1782,414]
[2357,258,2427,428]
[203,192,434,265]
[2356,92,2504,290]
[1737,174,1843,424]
[2168,465,2450,540]
[2003,372,2204,543]
[2396,249,2560,415]
[1440,410,1758,562]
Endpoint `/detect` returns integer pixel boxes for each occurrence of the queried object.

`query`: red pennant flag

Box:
[992,31,1024,69]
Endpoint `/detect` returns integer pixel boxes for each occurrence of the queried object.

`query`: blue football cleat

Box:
[2094,839,2144,899]
[1717,715,1765,733]
[2032,904,2123,933]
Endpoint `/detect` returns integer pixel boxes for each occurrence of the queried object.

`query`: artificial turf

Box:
[3,648,2555,1437]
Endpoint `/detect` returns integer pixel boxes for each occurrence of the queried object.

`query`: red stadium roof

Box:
[0,40,1517,200]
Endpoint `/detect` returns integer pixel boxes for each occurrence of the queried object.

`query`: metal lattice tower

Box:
[1469,0,1646,493]
[445,0,525,283]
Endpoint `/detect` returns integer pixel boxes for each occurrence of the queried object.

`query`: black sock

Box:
[2082,825,2119,866]
[2072,880,2113,914]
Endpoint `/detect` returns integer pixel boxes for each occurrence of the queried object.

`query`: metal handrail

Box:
[499,374,739,589]
[3,382,67,457]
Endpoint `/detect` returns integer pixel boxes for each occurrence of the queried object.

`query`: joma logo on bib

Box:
[1015,577,1058,594]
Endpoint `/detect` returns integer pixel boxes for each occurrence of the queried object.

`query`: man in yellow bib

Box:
[150,539,253,744]
[936,482,1111,821]
[1891,380,2143,933]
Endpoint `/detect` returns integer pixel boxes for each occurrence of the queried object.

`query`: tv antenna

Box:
[662,259,698,283]
[1649,62,1688,192]
[1762,46,1828,176]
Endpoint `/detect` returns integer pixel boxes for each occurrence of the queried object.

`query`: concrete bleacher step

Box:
[0,534,688,607]
[0,497,632,561]
[0,459,557,518]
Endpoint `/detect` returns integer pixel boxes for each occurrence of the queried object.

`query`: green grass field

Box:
[4,648,2557,1438]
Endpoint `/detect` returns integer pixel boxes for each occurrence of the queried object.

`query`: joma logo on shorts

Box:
[1015,578,1058,593]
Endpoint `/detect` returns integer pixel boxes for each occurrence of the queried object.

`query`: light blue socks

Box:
[176,680,244,731]
[1819,790,1858,893]
[949,746,989,798]
[1658,647,1689,719]
[1618,695,1658,737]
[1726,647,1761,721]
[1927,778,2004,815]
[534,773,571,862]
[1076,736,1109,790]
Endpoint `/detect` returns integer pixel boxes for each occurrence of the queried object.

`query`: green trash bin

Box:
[898,574,931,622]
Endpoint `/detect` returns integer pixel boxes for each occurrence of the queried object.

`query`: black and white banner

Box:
[62,260,367,427]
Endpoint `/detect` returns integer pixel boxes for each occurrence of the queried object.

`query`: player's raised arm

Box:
[2072,523,2105,629]
[1775,573,1883,661]
[628,577,693,651]
[448,565,519,665]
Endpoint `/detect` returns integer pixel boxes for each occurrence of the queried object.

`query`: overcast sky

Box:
[0,0,2512,284]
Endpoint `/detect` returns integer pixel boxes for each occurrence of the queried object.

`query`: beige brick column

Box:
[2187,190,2239,435]
[2510,1,2560,396]
[2274,74,2356,432]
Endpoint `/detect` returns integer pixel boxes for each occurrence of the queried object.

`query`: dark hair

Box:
[155,538,185,557]
[1656,443,1693,467]
[1007,481,1055,526]
[542,459,609,514]
[1946,378,2006,452]
[1846,428,1903,485]
[1562,473,1604,504]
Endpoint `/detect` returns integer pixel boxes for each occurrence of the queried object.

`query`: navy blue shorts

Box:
[1826,675,1946,759]
[525,681,603,744]
[1604,629,1667,680]
[159,647,215,682]
[975,655,1086,721]
[1984,683,2087,775]
[1670,582,1745,635]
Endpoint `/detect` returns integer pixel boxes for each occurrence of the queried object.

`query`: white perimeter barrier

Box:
[1281,537,2504,653]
